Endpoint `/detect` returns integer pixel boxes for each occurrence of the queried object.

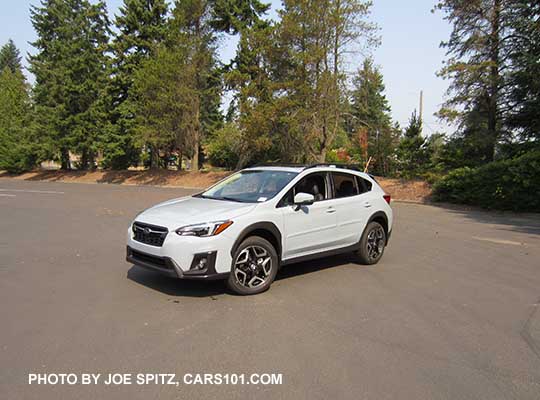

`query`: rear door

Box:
[279,172,339,259]
[330,172,373,247]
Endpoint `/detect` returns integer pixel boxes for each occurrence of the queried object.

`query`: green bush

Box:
[432,151,540,211]
[205,123,242,170]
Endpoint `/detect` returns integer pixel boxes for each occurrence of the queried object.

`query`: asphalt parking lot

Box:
[1,179,540,400]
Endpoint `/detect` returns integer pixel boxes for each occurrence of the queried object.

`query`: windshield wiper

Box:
[220,196,252,203]
[196,194,251,203]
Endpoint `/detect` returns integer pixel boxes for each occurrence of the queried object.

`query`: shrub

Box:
[432,150,540,211]
[205,123,242,170]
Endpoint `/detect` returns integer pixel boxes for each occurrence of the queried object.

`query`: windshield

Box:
[198,170,298,203]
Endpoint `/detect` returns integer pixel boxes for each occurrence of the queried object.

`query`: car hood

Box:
[134,196,257,230]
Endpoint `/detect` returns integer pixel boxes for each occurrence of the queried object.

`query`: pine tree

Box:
[0,39,22,73]
[133,44,197,169]
[104,0,169,169]
[507,1,540,142]
[168,0,220,171]
[211,0,269,33]
[211,0,269,125]
[132,0,221,170]
[210,0,274,168]
[349,58,397,175]
[435,0,514,162]
[396,111,429,178]
[0,68,35,172]
[278,0,377,162]
[29,0,110,170]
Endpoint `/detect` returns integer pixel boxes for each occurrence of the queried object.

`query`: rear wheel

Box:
[356,221,386,265]
[227,236,278,295]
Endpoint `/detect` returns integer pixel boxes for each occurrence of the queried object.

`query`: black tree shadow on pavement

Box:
[433,202,540,236]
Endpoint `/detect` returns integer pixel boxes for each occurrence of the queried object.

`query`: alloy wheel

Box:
[366,226,385,261]
[233,245,273,288]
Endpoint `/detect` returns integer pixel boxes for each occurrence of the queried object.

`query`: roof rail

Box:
[250,162,365,172]
[304,163,364,172]
[250,163,308,168]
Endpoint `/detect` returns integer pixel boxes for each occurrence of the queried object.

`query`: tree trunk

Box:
[487,0,501,161]
[235,153,248,170]
[150,146,160,170]
[177,148,183,171]
[81,149,88,170]
[318,148,327,163]
[191,136,199,172]
[81,148,95,170]
[60,148,70,170]
[191,103,200,172]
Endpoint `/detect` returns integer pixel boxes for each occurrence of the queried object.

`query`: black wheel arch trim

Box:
[366,211,391,244]
[230,222,283,259]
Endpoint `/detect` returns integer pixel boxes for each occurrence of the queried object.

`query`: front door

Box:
[279,172,339,259]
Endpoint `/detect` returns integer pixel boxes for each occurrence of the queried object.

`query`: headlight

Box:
[175,220,233,237]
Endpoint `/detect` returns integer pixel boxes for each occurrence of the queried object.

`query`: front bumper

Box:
[126,246,228,280]
[126,222,236,278]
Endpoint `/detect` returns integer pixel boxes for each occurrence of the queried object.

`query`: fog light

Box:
[192,257,207,271]
[187,251,216,275]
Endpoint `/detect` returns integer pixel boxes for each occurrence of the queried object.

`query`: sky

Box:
[0,0,452,134]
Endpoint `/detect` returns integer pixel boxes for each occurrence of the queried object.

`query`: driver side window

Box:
[278,173,328,207]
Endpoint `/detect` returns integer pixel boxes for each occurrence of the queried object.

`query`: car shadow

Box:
[127,265,226,297]
[276,253,363,281]
[127,253,363,297]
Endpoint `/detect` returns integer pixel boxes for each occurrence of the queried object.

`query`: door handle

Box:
[364,201,372,208]
[326,207,336,214]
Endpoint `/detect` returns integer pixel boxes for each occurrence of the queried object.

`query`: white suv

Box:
[126,164,393,295]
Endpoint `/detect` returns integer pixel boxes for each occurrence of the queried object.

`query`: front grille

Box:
[130,249,172,270]
[132,222,168,247]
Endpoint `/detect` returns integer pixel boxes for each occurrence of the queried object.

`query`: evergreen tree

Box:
[133,0,221,170]
[169,0,220,171]
[396,111,429,177]
[133,44,197,169]
[507,1,540,142]
[211,0,269,33]
[435,0,515,162]
[229,22,283,167]
[104,0,169,169]
[216,1,269,128]
[29,0,110,170]
[204,0,275,168]
[0,39,22,73]
[349,58,397,175]
[278,0,377,163]
[0,68,35,172]
[436,101,499,170]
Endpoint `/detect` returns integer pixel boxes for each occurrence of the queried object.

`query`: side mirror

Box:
[294,192,315,206]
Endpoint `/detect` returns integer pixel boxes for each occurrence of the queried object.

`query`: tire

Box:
[356,221,387,265]
[227,236,279,295]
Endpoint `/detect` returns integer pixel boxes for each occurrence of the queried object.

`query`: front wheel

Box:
[356,221,387,265]
[227,236,279,295]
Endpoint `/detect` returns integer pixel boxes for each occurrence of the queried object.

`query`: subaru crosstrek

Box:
[126,164,393,295]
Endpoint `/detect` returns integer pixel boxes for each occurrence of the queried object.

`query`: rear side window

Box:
[332,172,359,198]
[356,176,372,193]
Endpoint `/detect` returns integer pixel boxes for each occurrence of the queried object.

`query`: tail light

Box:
[383,194,391,204]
